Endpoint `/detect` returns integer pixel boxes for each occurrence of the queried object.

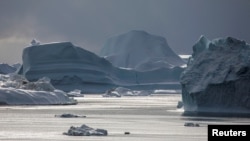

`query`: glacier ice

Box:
[100,30,185,71]
[181,36,250,115]
[18,42,182,93]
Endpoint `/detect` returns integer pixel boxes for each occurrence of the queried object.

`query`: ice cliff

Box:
[100,30,185,71]
[18,42,181,93]
[180,36,250,115]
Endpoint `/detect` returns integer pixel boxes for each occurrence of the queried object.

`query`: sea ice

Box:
[63,124,108,136]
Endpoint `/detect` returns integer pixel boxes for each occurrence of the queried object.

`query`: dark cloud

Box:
[0,0,250,63]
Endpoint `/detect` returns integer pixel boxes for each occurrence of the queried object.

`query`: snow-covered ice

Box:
[181,36,250,115]
[0,74,76,105]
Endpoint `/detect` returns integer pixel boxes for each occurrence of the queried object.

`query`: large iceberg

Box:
[180,36,250,115]
[100,30,185,71]
[18,42,182,93]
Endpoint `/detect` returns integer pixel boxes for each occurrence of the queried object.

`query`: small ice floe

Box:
[103,89,121,97]
[55,113,86,118]
[67,89,84,97]
[184,122,200,127]
[63,124,108,136]
[103,87,152,97]
[177,101,183,109]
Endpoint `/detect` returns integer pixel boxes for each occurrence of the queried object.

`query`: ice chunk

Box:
[184,122,200,127]
[55,113,86,118]
[103,87,152,97]
[67,89,84,97]
[63,124,108,136]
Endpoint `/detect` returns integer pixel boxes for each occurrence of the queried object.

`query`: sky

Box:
[0,0,250,64]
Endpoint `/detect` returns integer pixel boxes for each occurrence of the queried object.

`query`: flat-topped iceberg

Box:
[18,41,182,93]
[181,36,250,115]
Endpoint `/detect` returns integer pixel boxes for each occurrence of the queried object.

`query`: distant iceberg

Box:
[181,36,250,115]
[100,30,185,71]
[18,41,182,93]
[0,63,17,74]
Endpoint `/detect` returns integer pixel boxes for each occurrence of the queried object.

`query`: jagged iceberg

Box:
[181,36,250,115]
[18,41,182,93]
[63,124,108,136]
[100,30,185,71]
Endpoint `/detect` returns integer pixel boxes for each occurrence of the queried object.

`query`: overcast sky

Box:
[0,0,250,64]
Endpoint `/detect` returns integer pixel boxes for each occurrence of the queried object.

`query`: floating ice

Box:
[63,124,108,136]
[181,36,250,115]
[184,122,200,127]
[55,113,86,118]
[18,42,182,93]
[0,74,76,105]
[100,30,185,71]
[103,87,152,97]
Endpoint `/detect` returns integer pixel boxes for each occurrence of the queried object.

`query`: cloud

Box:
[0,0,250,63]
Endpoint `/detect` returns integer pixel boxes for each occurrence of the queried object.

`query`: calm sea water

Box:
[0,94,249,141]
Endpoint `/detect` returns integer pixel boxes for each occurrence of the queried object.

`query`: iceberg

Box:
[181,36,250,115]
[63,124,108,136]
[18,42,182,93]
[0,63,17,74]
[0,74,76,105]
[100,30,185,71]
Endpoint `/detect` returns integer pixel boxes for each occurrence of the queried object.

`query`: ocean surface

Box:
[0,94,249,141]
